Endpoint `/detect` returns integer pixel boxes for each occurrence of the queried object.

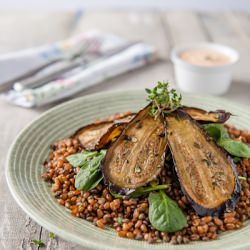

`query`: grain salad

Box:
[42,82,250,244]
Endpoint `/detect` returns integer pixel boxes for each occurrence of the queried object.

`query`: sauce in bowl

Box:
[180,48,232,67]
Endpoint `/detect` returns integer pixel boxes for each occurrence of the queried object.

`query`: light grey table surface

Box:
[0,10,250,250]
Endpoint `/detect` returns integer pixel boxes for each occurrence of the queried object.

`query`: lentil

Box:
[42,123,250,244]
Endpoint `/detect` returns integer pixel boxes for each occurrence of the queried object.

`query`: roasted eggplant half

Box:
[166,110,240,216]
[72,113,134,151]
[102,105,168,193]
[182,107,231,124]
[73,107,229,151]
[72,121,113,150]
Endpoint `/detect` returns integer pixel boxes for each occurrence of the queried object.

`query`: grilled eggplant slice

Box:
[73,121,113,150]
[72,114,134,151]
[102,105,168,193]
[73,107,229,151]
[166,110,240,216]
[182,107,231,124]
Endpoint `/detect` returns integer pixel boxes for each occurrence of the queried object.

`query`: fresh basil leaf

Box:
[75,167,103,191]
[66,151,99,167]
[74,150,106,191]
[220,139,250,158]
[203,123,229,141]
[203,124,250,158]
[148,191,187,232]
[75,163,102,191]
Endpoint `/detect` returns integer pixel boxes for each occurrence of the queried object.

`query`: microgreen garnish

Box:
[49,232,55,239]
[31,239,45,247]
[146,81,182,119]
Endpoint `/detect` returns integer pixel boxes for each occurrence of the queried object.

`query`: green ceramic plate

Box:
[6,90,250,250]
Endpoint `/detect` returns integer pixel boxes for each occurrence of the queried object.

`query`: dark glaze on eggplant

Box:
[102,105,168,193]
[182,106,231,124]
[72,114,134,151]
[166,109,240,216]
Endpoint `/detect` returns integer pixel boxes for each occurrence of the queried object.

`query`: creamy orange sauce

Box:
[180,48,232,66]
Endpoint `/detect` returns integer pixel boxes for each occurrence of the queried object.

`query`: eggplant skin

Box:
[182,106,231,124]
[96,123,126,150]
[102,104,168,192]
[72,107,229,151]
[166,109,240,216]
[72,113,134,151]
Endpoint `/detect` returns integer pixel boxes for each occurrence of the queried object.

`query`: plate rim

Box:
[5,89,250,250]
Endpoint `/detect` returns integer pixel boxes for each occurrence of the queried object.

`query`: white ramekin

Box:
[171,43,239,95]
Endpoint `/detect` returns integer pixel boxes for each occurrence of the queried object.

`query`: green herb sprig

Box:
[49,232,55,239]
[146,81,182,119]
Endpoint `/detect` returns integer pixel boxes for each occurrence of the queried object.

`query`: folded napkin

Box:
[2,31,157,108]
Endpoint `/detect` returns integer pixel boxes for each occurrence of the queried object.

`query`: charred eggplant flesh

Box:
[166,110,240,216]
[102,105,168,192]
